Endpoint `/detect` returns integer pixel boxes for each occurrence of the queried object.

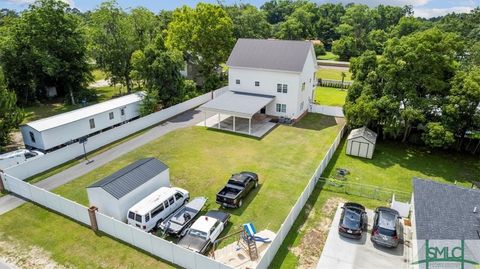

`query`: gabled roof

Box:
[25,92,145,132]
[87,158,168,200]
[226,39,314,73]
[413,178,480,240]
[347,127,377,144]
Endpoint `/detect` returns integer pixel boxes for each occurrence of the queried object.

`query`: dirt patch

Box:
[290,197,346,269]
[0,235,70,269]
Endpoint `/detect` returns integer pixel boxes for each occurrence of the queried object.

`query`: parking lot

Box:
[317,204,408,269]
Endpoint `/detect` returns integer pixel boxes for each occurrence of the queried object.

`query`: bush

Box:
[314,43,326,56]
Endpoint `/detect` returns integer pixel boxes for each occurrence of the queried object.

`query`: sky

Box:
[0,0,479,18]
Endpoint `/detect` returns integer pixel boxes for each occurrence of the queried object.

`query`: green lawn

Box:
[22,102,82,124]
[314,87,347,107]
[0,113,343,268]
[317,52,340,61]
[316,68,352,81]
[271,138,480,268]
[92,69,107,81]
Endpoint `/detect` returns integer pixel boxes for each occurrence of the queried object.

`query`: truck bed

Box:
[217,185,242,199]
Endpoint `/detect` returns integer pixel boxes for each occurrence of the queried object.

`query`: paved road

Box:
[0,109,211,215]
[317,204,407,269]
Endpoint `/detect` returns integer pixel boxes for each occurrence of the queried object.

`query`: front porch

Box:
[197,113,276,138]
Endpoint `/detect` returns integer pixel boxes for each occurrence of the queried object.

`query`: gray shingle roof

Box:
[347,127,377,144]
[226,39,313,72]
[87,158,168,200]
[413,178,480,240]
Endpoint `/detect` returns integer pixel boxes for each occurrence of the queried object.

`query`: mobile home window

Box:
[282,84,288,93]
[29,131,36,143]
[255,81,260,87]
[151,204,164,217]
[120,108,125,116]
[277,84,282,92]
[236,79,240,85]
[301,82,305,91]
[89,118,95,129]
[109,112,114,120]
[300,101,304,111]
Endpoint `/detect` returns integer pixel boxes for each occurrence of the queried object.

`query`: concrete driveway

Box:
[317,204,408,269]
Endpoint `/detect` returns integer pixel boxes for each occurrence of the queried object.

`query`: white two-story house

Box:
[200,38,317,136]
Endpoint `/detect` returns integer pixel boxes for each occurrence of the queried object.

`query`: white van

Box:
[127,187,189,232]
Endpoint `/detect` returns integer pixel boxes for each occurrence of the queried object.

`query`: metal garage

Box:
[346,127,377,159]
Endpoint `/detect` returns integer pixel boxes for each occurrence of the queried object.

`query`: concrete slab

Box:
[197,114,276,138]
[317,204,408,269]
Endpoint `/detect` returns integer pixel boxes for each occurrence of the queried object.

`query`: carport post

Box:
[249,118,251,135]
[233,116,236,131]
[218,113,221,129]
[88,206,99,232]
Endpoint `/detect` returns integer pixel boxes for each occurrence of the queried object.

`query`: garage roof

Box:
[199,91,275,118]
[87,158,168,200]
[227,39,314,73]
[347,127,377,144]
[413,178,480,240]
[25,92,144,132]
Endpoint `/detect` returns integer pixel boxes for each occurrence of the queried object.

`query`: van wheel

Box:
[156,219,163,229]
[238,199,243,208]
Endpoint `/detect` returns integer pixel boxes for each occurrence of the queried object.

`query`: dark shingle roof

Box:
[413,178,480,240]
[87,158,168,200]
[226,39,313,72]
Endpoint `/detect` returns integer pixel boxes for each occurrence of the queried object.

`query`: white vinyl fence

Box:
[5,87,228,180]
[256,124,346,269]
[0,173,231,269]
[309,104,344,118]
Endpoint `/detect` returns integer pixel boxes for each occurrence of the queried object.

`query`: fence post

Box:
[88,206,99,232]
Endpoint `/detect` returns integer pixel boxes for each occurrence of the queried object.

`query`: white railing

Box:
[256,124,346,269]
[4,87,229,181]
[309,104,344,118]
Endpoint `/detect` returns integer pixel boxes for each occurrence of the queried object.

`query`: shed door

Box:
[359,142,369,158]
[350,141,360,156]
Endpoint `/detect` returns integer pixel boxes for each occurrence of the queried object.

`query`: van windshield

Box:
[189,229,208,240]
[128,211,135,220]
[135,214,142,223]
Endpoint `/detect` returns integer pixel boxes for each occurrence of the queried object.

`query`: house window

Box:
[276,103,286,113]
[236,79,240,85]
[89,118,95,129]
[109,112,114,120]
[277,84,282,93]
[282,84,288,93]
[120,108,125,116]
[29,132,36,143]
[302,82,306,91]
[255,81,260,87]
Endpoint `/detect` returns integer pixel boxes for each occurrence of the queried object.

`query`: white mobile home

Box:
[346,127,377,159]
[20,92,144,152]
[86,158,170,222]
[199,39,317,136]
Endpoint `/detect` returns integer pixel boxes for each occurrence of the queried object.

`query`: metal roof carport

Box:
[199,91,275,135]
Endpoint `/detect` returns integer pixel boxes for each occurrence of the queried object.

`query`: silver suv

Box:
[371,207,401,248]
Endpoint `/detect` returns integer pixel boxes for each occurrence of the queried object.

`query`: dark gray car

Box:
[371,207,401,248]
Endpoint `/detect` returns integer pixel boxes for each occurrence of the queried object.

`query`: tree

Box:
[332,36,358,60]
[166,3,234,91]
[276,2,318,40]
[225,4,271,39]
[315,3,345,50]
[260,0,300,24]
[0,68,24,150]
[422,122,455,148]
[314,43,326,56]
[0,0,91,105]
[139,89,159,116]
[366,29,388,54]
[130,35,185,107]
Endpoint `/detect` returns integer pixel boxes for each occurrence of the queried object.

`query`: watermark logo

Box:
[412,240,480,269]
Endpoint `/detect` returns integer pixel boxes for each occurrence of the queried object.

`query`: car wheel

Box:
[238,199,243,208]
[156,219,163,229]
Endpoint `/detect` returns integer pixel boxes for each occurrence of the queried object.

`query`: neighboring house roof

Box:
[226,38,314,73]
[87,158,168,200]
[25,92,145,132]
[347,127,377,144]
[413,178,480,240]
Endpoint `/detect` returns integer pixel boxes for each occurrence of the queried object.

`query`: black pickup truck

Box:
[216,172,258,208]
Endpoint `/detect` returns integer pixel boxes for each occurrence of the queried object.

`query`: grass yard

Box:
[0,113,343,268]
[92,69,107,81]
[271,138,480,268]
[316,68,352,81]
[314,87,347,107]
[317,52,340,61]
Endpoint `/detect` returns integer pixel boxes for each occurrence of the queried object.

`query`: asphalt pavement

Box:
[0,109,211,215]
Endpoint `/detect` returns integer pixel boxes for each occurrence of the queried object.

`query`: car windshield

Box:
[189,229,208,240]
[342,209,361,229]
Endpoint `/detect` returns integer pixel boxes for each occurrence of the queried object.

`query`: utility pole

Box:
[79,136,94,164]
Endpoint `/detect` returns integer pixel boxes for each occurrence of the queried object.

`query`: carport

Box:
[199,91,276,137]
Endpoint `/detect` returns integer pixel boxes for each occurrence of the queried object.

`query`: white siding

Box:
[87,169,170,221]
[346,137,375,159]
